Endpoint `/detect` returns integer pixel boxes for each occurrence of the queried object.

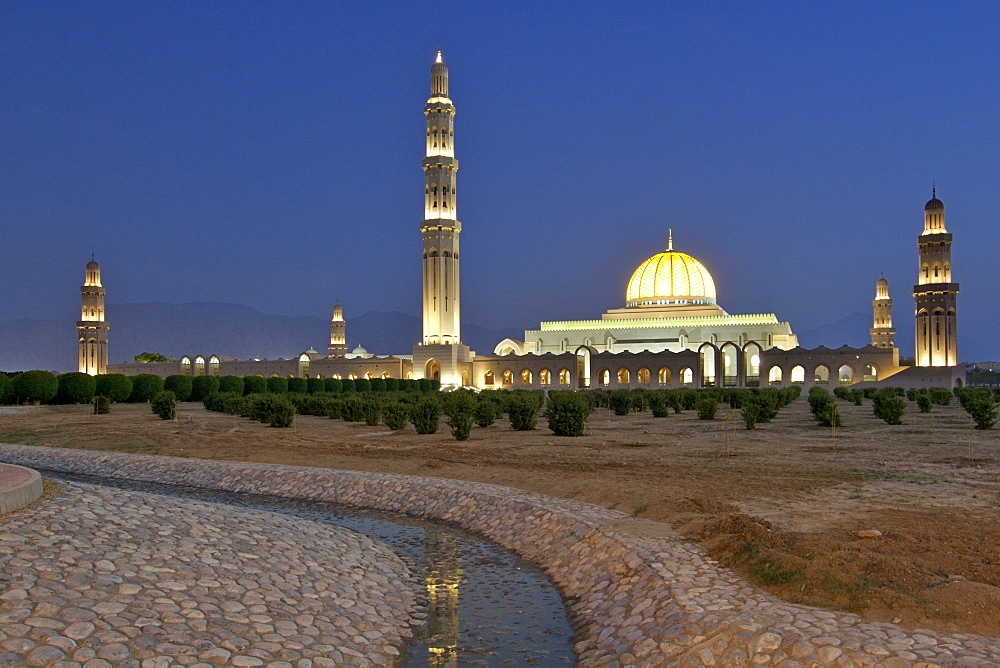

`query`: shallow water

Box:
[41,471,576,666]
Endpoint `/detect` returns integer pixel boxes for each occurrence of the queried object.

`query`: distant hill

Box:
[795,312,870,349]
[0,302,523,373]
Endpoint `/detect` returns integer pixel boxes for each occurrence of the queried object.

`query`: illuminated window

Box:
[768,366,782,383]
[502,370,513,384]
[790,365,805,383]
[558,369,571,385]
[681,367,693,385]
[598,369,610,386]
[658,367,671,385]
[839,365,853,383]
[863,364,877,381]
[813,365,829,383]
[617,368,630,384]
[539,369,551,385]
[484,370,495,386]
[637,368,650,384]
[520,369,532,385]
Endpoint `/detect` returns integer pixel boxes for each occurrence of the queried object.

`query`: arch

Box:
[721,342,739,387]
[381,372,391,379]
[539,369,551,386]
[461,370,470,386]
[484,370,495,386]
[502,369,513,385]
[863,364,877,381]
[838,365,854,383]
[680,367,694,385]
[698,343,718,387]
[405,371,413,380]
[813,365,829,383]
[193,356,206,377]
[348,373,358,380]
[575,346,593,388]
[558,369,571,385]
[425,359,440,382]
[180,356,192,376]
[365,372,374,379]
[520,369,532,385]
[617,368,630,384]
[768,366,783,384]
[637,367,650,384]
[743,342,762,386]
[286,374,295,379]
[658,367,672,385]
[790,365,805,383]
[598,368,610,386]
[208,355,221,377]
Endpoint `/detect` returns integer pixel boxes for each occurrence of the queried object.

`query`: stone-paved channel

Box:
[0,475,575,666]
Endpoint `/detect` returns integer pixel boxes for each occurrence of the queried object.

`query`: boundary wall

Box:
[0,445,997,666]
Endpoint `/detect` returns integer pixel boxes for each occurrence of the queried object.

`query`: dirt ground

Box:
[1,397,998,638]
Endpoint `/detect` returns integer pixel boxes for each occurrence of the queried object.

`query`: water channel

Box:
[41,471,577,666]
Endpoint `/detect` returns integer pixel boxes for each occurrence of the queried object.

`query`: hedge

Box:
[128,374,164,403]
[13,370,59,404]
[164,375,193,402]
[56,372,97,404]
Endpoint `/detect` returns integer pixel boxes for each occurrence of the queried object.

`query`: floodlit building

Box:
[77,256,109,376]
[106,53,964,390]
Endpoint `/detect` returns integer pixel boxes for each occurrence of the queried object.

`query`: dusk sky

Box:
[3,2,997,360]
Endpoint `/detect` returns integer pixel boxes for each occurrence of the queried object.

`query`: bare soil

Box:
[2,398,999,637]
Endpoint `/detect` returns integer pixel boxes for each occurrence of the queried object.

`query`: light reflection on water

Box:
[42,471,575,666]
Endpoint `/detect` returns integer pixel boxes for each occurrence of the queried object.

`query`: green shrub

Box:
[128,374,163,403]
[266,377,288,394]
[241,376,266,395]
[506,394,539,430]
[164,375,193,402]
[360,395,382,426]
[12,370,59,404]
[150,391,176,420]
[354,378,372,393]
[189,375,221,402]
[473,394,502,427]
[808,387,841,427]
[916,394,933,413]
[95,374,132,403]
[544,392,593,436]
[442,391,476,441]
[741,401,762,430]
[306,378,325,395]
[265,398,295,427]
[370,378,386,392]
[287,377,307,394]
[695,397,719,420]
[92,395,111,414]
[383,401,409,431]
[410,396,440,434]
[341,379,357,393]
[56,372,96,404]
[648,392,671,418]
[872,389,906,425]
[964,397,997,430]
[0,374,12,404]
[223,394,250,416]
[609,390,633,416]
[324,378,343,393]
[418,378,433,393]
[324,398,343,419]
[244,394,294,427]
[218,375,244,395]
[929,387,953,406]
[384,378,399,392]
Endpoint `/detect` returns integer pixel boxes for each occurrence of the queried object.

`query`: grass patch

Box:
[737,541,806,586]
[106,442,160,453]
[0,429,61,445]
[814,574,881,613]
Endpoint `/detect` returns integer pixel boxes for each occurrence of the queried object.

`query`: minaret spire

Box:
[77,256,109,375]
[914,191,958,366]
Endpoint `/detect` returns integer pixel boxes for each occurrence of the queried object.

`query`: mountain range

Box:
[0,303,523,373]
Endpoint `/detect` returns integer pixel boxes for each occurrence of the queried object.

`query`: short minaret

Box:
[328,303,347,358]
[77,255,109,375]
[913,189,959,366]
[413,51,473,386]
[870,274,895,348]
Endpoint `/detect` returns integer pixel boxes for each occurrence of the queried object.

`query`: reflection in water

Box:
[425,527,462,666]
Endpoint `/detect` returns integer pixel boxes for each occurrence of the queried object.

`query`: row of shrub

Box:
[0,371,442,406]
[824,385,997,429]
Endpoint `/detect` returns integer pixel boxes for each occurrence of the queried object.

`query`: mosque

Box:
[102,52,965,390]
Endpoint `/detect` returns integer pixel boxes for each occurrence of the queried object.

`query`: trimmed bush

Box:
[341,396,365,421]
[92,395,111,414]
[306,378,325,395]
[266,377,288,394]
[0,374,12,404]
[648,392,671,418]
[506,394,538,431]
[218,375,244,395]
[383,401,409,431]
[410,396,440,434]
[442,391,476,441]
[164,375,193,402]
[324,378,343,393]
[695,397,719,420]
[384,378,399,392]
[189,375,221,402]
[370,378,386,392]
[245,394,294,427]
[354,378,372,393]
[287,377,307,394]
[128,374,163,403]
[608,390,633,416]
[242,376,266,395]
[544,392,593,436]
[473,395,502,427]
[12,370,58,404]
[418,378,433,393]
[916,394,933,413]
[150,391,176,420]
[57,372,96,404]
[872,389,906,425]
[964,397,997,430]
[95,374,132,403]
[808,387,842,427]
[341,379,357,393]
[929,387,953,406]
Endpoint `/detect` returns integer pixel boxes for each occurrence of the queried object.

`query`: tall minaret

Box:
[913,189,959,366]
[328,303,347,357]
[421,50,461,346]
[870,274,895,348]
[413,51,473,386]
[77,255,109,375]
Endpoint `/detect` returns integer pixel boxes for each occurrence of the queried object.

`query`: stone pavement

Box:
[0,481,419,667]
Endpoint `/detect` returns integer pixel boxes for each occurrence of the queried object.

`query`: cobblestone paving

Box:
[0,482,419,667]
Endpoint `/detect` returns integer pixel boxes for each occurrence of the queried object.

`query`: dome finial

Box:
[435,50,443,64]
[667,229,673,252]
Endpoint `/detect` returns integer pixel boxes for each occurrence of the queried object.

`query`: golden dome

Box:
[625,233,717,307]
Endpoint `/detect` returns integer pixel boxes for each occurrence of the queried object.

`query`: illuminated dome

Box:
[625,233,717,308]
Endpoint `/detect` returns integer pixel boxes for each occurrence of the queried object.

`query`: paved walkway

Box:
[0,482,419,667]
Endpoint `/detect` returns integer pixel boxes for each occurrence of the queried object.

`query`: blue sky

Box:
[2,2,997,359]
